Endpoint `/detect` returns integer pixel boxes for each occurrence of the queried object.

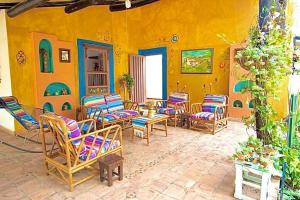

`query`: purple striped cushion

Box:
[191,112,214,120]
[203,94,226,105]
[169,92,188,103]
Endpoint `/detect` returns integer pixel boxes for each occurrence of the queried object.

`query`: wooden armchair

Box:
[156,92,189,127]
[190,94,228,134]
[39,113,123,191]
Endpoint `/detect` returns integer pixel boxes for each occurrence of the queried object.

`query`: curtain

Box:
[129,54,146,103]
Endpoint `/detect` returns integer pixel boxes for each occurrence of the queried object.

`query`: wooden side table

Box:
[99,154,124,186]
[180,112,191,128]
[132,115,168,145]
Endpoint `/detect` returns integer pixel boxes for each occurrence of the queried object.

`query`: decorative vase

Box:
[148,108,155,118]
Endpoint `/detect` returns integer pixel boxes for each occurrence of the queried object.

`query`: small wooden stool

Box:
[99,154,124,186]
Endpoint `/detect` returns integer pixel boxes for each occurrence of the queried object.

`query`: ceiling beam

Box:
[65,0,120,13]
[7,0,50,17]
[109,0,159,12]
[0,1,78,9]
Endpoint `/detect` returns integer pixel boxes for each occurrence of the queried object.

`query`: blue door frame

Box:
[77,39,115,100]
[138,47,167,100]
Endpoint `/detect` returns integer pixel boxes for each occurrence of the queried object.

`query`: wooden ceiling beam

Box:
[109,0,159,12]
[7,0,50,17]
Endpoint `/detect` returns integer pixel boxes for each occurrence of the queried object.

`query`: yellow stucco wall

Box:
[4,0,288,119]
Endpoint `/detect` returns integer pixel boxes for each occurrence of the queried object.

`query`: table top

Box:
[133,114,169,124]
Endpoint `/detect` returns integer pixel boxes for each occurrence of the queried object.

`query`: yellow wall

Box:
[4,0,288,119]
[6,6,129,108]
[125,0,259,104]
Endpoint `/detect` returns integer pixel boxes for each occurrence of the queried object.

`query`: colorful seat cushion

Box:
[0,96,40,130]
[58,115,120,161]
[96,110,139,122]
[105,94,124,113]
[191,112,215,121]
[82,95,108,114]
[157,107,184,115]
[132,114,166,130]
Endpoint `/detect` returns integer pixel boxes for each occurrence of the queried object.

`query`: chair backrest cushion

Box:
[82,95,108,114]
[0,96,39,129]
[169,92,188,103]
[202,94,227,113]
[105,94,124,112]
[58,115,82,147]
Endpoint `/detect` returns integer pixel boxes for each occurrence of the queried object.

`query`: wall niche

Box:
[62,102,72,111]
[44,82,71,96]
[43,102,54,112]
[39,39,54,73]
[233,100,243,108]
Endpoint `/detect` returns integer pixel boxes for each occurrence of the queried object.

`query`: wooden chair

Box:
[39,113,123,191]
[190,94,228,134]
[156,92,189,127]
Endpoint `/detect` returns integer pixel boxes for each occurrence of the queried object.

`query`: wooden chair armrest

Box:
[156,100,168,108]
[77,119,97,133]
[191,103,202,114]
[83,106,104,122]
[124,101,139,110]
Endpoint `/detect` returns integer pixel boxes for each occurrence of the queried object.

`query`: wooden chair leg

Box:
[108,168,112,186]
[118,163,123,181]
[69,173,74,192]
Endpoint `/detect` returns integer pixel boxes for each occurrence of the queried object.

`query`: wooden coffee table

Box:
[132,114,169,145]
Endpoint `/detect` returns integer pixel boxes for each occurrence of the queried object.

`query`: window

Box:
[145,55,163,99]
[84,45,110,96]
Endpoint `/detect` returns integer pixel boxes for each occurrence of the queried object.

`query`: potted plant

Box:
[121,74,134,100]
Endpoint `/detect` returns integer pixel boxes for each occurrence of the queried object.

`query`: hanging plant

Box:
[235,1,292,144]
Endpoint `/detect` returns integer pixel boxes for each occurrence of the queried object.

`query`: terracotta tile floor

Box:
[0,121,268,200]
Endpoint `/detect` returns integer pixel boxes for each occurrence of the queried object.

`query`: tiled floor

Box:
[0,121,264,200]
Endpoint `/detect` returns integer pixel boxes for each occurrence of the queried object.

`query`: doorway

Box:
[139,47,167,100]
[145,54,163,99]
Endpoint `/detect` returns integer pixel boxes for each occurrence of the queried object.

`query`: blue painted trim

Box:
[138,47,167,100]
[77,39,114,100]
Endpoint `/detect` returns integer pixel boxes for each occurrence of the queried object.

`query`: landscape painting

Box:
[181,48,213,74]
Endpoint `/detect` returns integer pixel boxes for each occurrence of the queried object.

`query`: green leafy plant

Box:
[121,74,134,100]
[232,136,277,170]
[235,2,292,144]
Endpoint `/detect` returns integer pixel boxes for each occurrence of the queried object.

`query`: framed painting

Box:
[181,48,213,74]
[59,48,71,63]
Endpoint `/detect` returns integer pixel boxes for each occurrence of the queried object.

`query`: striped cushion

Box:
[58,115,120,161]
[132,114,166,130]
[82,96,108,114]
[0,96,39,129]
[203,94,226,105]
[58,115,82,147]
[158,107,184,115]
[191,112,214,120]
[105,94,124,112]
[202,94,226,113]
[169,92,188,103]
[95,110,139,122]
